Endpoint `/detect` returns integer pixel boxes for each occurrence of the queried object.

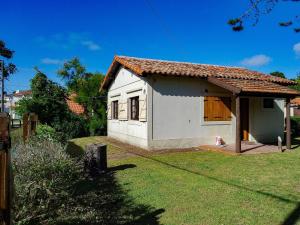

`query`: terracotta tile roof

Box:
[212,78,299,96]
[13,90,32,97]
[100,56,299,96]
[291,97,300,105]
[66,94,85,115]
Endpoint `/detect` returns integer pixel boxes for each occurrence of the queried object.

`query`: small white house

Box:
[101,56,299,151]
[4,90,32,119]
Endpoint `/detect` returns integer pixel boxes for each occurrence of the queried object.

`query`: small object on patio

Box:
[278,136,283,152]
[84,143,107,177]
[216,136,223,146]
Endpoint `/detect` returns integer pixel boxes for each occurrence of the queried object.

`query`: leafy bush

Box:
[12,139,83,225]
[35,124,59,142]
[291,116,300,136]
[12,139,160,225]
[52,112,88,143]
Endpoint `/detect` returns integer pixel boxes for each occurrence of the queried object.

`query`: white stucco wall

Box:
[107,67,149,148]
[249,97,284,143]
[148,75,236,149]
[107,69,285,150]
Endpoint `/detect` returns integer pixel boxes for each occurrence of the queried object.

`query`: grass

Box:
[67,136,300,225]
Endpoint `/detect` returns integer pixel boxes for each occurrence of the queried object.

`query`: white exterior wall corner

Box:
[148,75,236,150]
[249,97,284,143]
[107,66,149,149]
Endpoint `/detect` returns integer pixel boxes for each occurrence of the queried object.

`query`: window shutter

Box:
[107,102,112,120]
[127,98,130,120]
[204,96,231,121]
[119,101,128,121]
[139,95,147,122]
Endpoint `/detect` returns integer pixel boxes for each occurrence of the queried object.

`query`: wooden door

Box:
[240,98,249,141]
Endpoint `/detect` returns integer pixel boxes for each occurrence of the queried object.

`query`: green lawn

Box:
[68,137,300,225]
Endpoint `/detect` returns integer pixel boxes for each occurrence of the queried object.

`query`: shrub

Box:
[52,112,88,143]
[13,139,161,225]
[12,139,83,225]
[35,124,59,142]
[291,116,300,136]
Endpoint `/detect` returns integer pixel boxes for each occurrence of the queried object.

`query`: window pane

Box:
[130,97,139,120]
[263,99,274,109]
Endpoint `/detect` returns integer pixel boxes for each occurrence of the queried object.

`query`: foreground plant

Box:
[12,139,83,224]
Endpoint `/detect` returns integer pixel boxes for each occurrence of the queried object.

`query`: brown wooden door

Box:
[240,98,249,141]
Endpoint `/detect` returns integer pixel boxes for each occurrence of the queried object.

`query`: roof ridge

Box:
[116,55,246,70]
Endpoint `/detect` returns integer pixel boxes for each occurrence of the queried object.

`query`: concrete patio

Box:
[199,141,289,155]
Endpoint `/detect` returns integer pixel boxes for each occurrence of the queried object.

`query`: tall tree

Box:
[0,40,17,111]
[270,71,286,78]
[57,57,87,91]
[16,69,87,141]
[58,58,107,135]
[228,0,300,32]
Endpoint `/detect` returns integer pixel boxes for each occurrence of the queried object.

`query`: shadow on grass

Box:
[56,163,164,225]
[117,149,300,224]
[282,203,300,225]
[292,137,300,150]
[65,140,85,158]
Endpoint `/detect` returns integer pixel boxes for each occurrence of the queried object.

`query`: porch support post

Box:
[286,98,291,150]
[235,95,241,153]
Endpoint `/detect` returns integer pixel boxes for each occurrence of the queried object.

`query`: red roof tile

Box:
[291,97,300,105]
[100,56,298,96]
[13,90,32,97]
[66,94,85,115]
[212,78,299,96]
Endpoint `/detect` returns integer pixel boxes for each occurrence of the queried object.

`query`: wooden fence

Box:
[0,113,11,225]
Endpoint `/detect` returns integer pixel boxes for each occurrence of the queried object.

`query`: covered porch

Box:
[207,77,299,153]
[199,142,288,155]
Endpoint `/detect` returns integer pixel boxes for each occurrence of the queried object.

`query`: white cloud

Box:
[41,58,64,65]
[240,54,272,67]
[81,41,101,51]
[293,43,300,56]
[35,32,101,51]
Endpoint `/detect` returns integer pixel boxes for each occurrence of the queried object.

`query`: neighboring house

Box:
[100,56,299,151]
[5,90,32,119]
[290,97,300,116]
[66,94,85,115]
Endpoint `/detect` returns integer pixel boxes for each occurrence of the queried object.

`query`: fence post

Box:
[23,113,38,142]
[22,113,29,143]
[0,113,11,225]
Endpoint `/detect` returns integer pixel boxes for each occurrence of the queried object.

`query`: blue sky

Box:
[1,0,300,92]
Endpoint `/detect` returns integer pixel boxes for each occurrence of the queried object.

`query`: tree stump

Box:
[84,143,107,177]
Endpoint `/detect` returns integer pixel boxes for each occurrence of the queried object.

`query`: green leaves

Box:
[57,57,86,92]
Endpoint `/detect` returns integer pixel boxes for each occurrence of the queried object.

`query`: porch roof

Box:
[208,77,300,97]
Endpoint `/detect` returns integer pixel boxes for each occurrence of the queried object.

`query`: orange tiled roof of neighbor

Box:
[13,90,32,97]
[291,97,300,105]
[101,56,297,90]
[66,94,85,115]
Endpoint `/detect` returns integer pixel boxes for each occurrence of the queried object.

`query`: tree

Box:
[57,57,87,91]
[270,71,286,78]
[16,69,87,142]
[289,73,300,91]
[0,40,17,78]
[58,58,107,135]
[75,73,107,135]
[228,0,300,32]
